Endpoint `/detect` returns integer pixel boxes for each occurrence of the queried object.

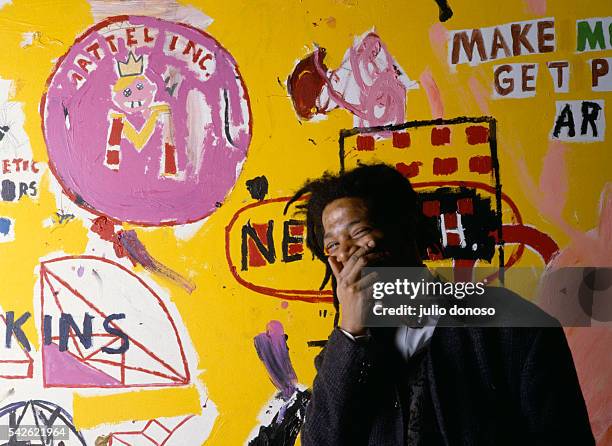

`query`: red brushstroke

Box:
[469,155,493,174]
[492,224,559,264]
[108,118,123,145]
[422,200,440,218]
[433,157,458,175]
[466,125,489,144]
[356,135,375,151]
[431,127,451,145]
[444,212,457,227]
[288,244,303,256]
[454,259,477,282]
[164,143,177,175]
[248,222,272,267]
[396,161,422,178]
[457,197,474,215]
[392,132,411,148]
[107,415,195,445]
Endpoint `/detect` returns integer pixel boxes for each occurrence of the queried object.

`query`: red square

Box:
[395,161,422,178]
[433,157,458,175]
[422,200,440,218]
[431,127,451,145]
[465,126,489,145]
[469,155,492,174]
[443,212,458,229]
[392,131,411,148]
[106,150,120,165]
[356,135,375,151]
[446,232,461,246]
[457,198,474,215]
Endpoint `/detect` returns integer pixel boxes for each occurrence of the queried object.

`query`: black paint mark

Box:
[308,138,316,145]
[164,76,179,97]
[580,101,602,137]
[0,125,9,141]
[223,89,236,147]
[248,389,311,446]
[246,176,269,201]
[55,211,75,224]
[434,0,453,22]
[4,311,31,351]
[417,187,498,262]
[241,220,276,271]
[1,179,16,201]
[306,340,327,348]
[553,104,575,138]
[282,219,304,263]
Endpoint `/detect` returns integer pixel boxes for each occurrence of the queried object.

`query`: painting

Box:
[0,1,609,445]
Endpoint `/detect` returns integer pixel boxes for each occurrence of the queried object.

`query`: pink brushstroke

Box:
[428,23,448,63]
[419,69,444,119]
[538,140,568,220]
[523,0,546,15]
[254,320,298,401]
[565,327,612,445]
[311,32,416,128]
[90,216,195,292]
[468,76,490,115]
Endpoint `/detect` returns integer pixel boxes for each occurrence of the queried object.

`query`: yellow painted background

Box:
[0,0,609,444]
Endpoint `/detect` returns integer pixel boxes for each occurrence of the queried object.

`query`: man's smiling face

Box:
[321,196,421,269]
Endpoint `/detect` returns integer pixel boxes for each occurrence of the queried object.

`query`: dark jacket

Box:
[300,324,594,446]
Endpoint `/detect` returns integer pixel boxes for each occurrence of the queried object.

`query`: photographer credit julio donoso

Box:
[286,163,593,445]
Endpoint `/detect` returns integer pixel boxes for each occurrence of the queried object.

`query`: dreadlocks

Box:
[284,163,421,317]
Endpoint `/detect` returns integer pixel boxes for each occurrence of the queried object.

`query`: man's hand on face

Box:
[328,240,384,336]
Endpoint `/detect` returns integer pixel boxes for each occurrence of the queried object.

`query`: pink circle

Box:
[42,16,251,225]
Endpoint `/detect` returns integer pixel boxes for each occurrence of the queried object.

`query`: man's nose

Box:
[336,240,359,264]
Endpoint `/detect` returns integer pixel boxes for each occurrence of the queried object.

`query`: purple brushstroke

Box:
[43,16,251,225]
[118,229,195,293]
[254,320,298,401]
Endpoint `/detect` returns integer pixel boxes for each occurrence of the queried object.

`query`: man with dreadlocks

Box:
[289,164,593,445]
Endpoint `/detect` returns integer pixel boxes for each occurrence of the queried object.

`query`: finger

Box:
[343,252,386,284]
[343,245,371,270]
[328,255,342,278]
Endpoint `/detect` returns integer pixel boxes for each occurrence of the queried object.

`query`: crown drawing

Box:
[117,52,144,77]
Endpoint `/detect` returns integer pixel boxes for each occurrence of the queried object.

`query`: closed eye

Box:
[351,227,371,238]
[325,241,339,253]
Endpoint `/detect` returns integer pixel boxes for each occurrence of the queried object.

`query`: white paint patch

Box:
[173,217,208,241]
[20,32,36,48]
[590,57,612,92]
[550,99,605,142]
[0,0,10,10]
[88,0,213,29]
[185,88,211,176]
[0,77,34,160]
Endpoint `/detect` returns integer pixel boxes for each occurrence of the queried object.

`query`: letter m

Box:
[451,29,487,65]
[577,20,606,51]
